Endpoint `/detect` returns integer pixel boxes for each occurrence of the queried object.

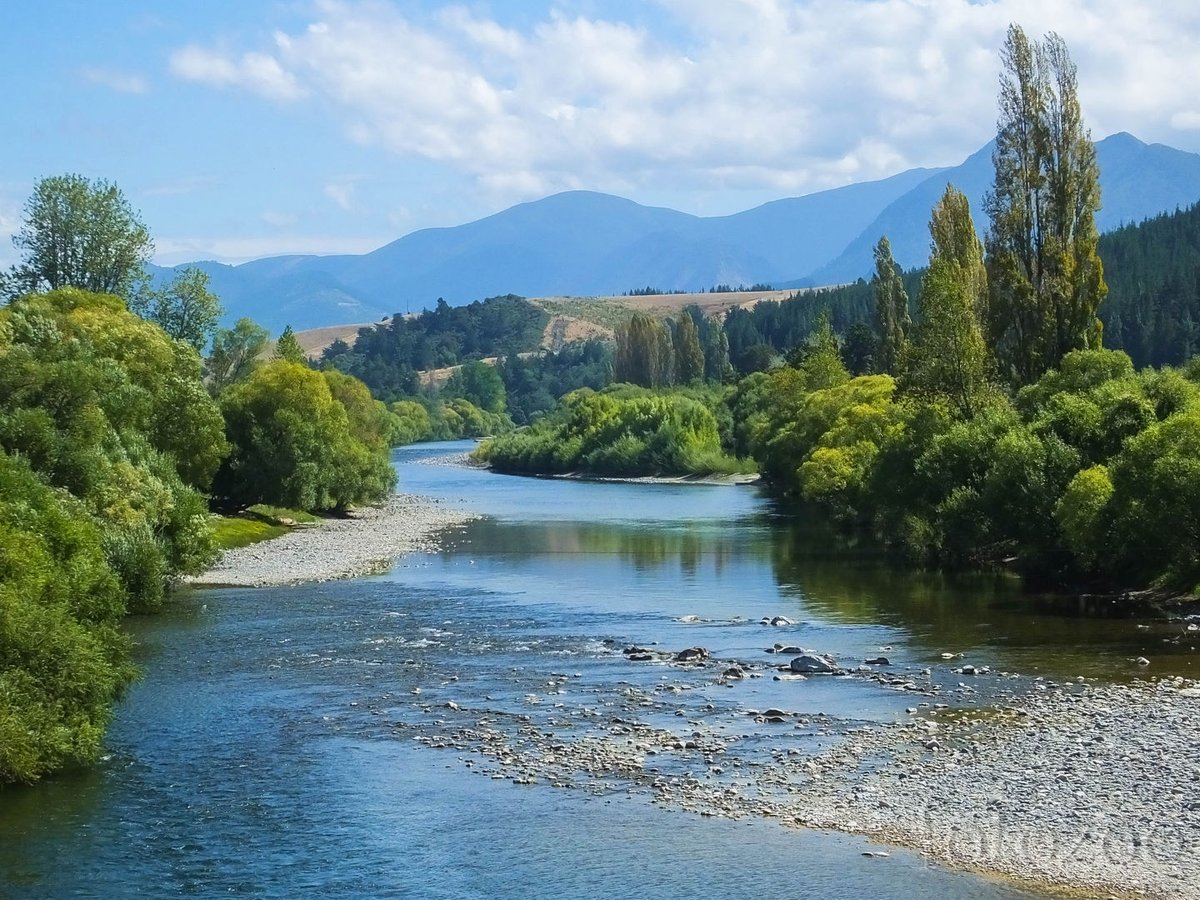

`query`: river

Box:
[1,441,1191,899]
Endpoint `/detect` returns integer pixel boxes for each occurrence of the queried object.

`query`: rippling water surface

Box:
[2,441,1189,899]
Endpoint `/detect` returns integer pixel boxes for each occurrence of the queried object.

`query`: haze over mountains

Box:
[154,133,1200,334]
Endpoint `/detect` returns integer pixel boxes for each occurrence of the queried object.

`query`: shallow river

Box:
[1,441,1192,899]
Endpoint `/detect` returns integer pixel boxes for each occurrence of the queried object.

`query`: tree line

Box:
[0,175,400,785]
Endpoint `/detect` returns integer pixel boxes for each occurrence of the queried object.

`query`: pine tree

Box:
[871,236,910,375]
[985,24,1106,385]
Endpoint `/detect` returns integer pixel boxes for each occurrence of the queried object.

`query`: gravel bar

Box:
[188,493,478,587]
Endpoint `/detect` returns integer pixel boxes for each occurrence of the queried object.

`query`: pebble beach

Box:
[187,493,478,587]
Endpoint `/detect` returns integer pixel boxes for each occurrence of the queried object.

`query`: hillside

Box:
[156,133,1200,334]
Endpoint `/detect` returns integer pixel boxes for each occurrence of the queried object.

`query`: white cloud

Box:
[166,0,1200,210]
[80,67,148,94]
[169,44,305,101]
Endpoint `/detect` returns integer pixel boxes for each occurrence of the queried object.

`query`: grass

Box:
[210,505,320,550]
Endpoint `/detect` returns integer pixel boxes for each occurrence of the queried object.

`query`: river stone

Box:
[762,615,796,626]
[674,647,709,662]
[790,653,837,674]
[864,656,891,666]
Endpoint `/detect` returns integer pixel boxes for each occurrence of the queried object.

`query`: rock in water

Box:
[789,653,837,674]
[674,647,709,662]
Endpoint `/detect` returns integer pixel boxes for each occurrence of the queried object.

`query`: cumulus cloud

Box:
[323,180,357,211]
[166,0,1200,207]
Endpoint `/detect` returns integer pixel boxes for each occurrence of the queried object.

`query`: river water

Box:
[1,441,1192,899]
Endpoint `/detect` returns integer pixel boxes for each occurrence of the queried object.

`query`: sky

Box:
[3,0,1200,267]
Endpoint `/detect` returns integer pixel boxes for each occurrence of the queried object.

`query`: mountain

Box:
[154,133,1200,334]
[151,168,938,334]
[810,133,1200,283]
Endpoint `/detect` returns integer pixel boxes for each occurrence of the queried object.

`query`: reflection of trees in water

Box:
[768,517,1182,672]
[449,517,774,581]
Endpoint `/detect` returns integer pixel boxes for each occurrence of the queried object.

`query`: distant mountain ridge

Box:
[153,133,1200,334]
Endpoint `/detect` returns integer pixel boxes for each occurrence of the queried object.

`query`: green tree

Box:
[274,324,307,364]
[444,360,507,414]
[214,361,396,512]
[672,313,705,384]
[614,313,673,387]
[131,267,223,352]
[871,236,910,375]
[206,317,270,394]
[904,186,990,417]
[4,174,152,300]
[985,25,1106,385]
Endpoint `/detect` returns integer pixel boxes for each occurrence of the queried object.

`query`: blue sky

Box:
[4,0,1200,266]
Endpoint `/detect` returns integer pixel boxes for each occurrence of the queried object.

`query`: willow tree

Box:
[985,25,1106,386]
[904,186,990,418]
[871,236,910,375]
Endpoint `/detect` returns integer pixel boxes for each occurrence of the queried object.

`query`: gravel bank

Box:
[411,645,1200,900]
[188,493,478,587]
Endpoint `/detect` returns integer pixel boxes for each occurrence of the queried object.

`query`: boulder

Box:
[864,656,891,666]
[761,615,796,626]
[789,653,837,674]
[674,647,709,663]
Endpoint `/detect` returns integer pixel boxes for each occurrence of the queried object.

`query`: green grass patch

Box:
[211,516,289,550]
[244,504,319,525]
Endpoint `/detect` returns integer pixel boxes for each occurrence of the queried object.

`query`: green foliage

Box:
[985,25,1106,385]
[324,295,549,402]
[205,317,270,395]
[903,186,991,417]
[214,360,396,512]
[0,452,135,784]
[672,312,705,384]
[497,339,613,425]
[872,236,911,375]
[479,388,750,477]
[0,288,226,609]
[614,313,673,387]
[274,324,307,364]
[4,174,152,300]
[130,267,223,353]
[444,360,507,414]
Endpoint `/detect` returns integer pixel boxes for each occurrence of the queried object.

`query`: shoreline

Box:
[416,651,1200,900]
[185,493,478,587]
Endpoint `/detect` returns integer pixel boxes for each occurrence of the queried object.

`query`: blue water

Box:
[2,441,1168,898]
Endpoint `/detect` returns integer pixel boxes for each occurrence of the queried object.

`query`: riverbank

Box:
[186,493,478,587]
[417,649,1200,900]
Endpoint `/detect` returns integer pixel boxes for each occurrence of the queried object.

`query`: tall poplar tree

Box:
[672,312,705,384]
[985,24,1106,385]
[904,186,990,417]
[871,236,910,375]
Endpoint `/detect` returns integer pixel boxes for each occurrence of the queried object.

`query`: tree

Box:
[130,266,223,352]
[985,25,1106,385]
[672,313,705,384]
[5,174,153,300]
[871,236,910,375]
[904,186,990,417]
[205,317,270,394]
[274,324,307,364]
[614,313,673,387]
[444,360,507,413]
[214,361,396,512]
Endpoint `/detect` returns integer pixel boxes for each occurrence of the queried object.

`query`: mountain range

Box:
[152,132,1200,334]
